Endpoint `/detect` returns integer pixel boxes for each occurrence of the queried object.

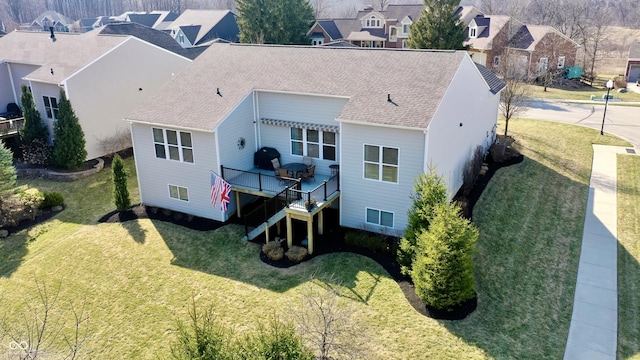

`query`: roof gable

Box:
[167,10,234,45]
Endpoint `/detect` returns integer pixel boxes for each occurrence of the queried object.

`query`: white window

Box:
[538,57,548,73]
[389,27,397,42]
[402,39,408,48]
[493,55,500,68]
[291,128,336,161]
[366,208,394,228]
[469,26,477,38]
[365,16,380,28]
[153,128,194,163]
[169,184,189,201]
[364,144,398,183]
[403,24,410,34]
[43,96,58,119]
[557,56,566,69]
[179,34,184,44]
[312,38,324,46]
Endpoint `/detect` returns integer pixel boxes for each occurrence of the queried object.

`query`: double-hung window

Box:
[43,96,59,119]
[153,128,194,163]
[169,185,189,201]
[290,128,336,161]
[366,208,394,228]
[364,144,398,183]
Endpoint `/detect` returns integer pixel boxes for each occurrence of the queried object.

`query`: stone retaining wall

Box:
[17,158,104,181]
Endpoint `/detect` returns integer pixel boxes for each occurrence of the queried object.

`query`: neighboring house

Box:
[98,23,207,60]
[165,10,239,48]
[308,4,424,48]
[25,11,73,32]
[126,44,504,253]
[625,42,640,82]
[464,9,579,79]
[70,12,178,33]
[0,30,191,160]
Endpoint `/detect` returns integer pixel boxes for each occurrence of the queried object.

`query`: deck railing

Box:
[223,165,341,236]
[0,117,24,137]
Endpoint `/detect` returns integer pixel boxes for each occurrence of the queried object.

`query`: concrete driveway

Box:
[523,95,639,148]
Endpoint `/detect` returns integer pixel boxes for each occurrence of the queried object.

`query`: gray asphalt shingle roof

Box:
[475,63,505,94]
[98,23,200,60]
[127,44,473,131]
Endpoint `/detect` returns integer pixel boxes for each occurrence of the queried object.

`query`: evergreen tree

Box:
[112,154,131,212]
[407,0,468,50]
[0,141,16,201]
[19,84,48,144]
[397,171,448,276]
[51,90,87,170]
[411,202,478,310]
[237,0,315,44]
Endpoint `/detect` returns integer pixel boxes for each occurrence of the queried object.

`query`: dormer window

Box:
[469,25,477,38]
[365,15,381,28]
[403,24,410,34]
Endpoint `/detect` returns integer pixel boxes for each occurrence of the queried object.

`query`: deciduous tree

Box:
[407,0,467,50]
[52,90,87,170]
[498,49,530,137]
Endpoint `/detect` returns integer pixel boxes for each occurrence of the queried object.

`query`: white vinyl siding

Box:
[216,92,256,171]
[169,184,189,201]
[364,144,398,183]
[131,122,226,221]
[65,37,191,160]
[153,127,194,163]
[257,92,346,175]
[340,123,424,235]
[0,64,14,107]
[366,208,394,228]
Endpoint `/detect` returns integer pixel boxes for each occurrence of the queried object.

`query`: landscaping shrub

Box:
[19,84,49,145]
[20,139,52,166]
[51,90,87,170]
[0,142,16,200]
[461,145,484,196]
[112,154,131,212]
[240,316,313,360]
[1,190,44,226]
[285,246,308,262]
[345,231,389,253]
[262,240,282,254]
[39,192,64,209]
[398,171,447,276]
[412,202,478,311]
[266,247,284,261]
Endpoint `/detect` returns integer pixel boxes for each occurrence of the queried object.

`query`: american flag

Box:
[210,172,232,212]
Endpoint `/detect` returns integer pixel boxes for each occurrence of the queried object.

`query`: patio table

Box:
[281,162,309,178]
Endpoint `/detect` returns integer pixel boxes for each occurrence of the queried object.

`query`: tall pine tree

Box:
[0,141,16,201]
[52,90,87,170]
[237,0,314,44]
[407,0,468,50]
[19,84,48,144]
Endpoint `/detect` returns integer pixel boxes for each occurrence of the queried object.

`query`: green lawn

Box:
[617,155,640,359]
[526,84,640,103]
[0,122,634,359]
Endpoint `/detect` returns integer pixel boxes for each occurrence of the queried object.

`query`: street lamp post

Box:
[600,79,614,135]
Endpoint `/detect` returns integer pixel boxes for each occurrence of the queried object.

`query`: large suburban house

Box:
[0,30,191,159]
[464,8,579,79]
[165,9,239,48]
[126,44,504,253]
[626,42,640,83]
[23,10,73,32]
[308,4,425,48]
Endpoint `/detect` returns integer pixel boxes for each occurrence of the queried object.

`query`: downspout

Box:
[253,90,261,150]
[423,128,429,174]
[6,62,18,104]
[527,51,533,79]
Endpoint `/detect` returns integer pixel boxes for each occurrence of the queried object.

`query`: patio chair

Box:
[271,158,281,175]
[302,156,313,166]
[301,165,315,183]
[276,168,289,185]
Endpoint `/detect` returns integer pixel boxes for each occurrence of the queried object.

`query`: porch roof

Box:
[261,118,340,133]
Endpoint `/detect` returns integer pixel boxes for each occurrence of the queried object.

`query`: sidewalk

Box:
[563,145,637,359]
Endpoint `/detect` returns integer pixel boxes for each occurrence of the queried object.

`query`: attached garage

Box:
[625,42,640,82]
[628,63,640,82]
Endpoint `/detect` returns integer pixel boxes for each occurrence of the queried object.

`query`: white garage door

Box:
[629,65,640,82]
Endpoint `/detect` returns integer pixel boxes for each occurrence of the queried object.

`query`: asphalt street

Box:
[523,99,639,149]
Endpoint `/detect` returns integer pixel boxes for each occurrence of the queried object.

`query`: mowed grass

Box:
[526,83,640,103]
[617,154,640,359]
[0,121,633,359]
